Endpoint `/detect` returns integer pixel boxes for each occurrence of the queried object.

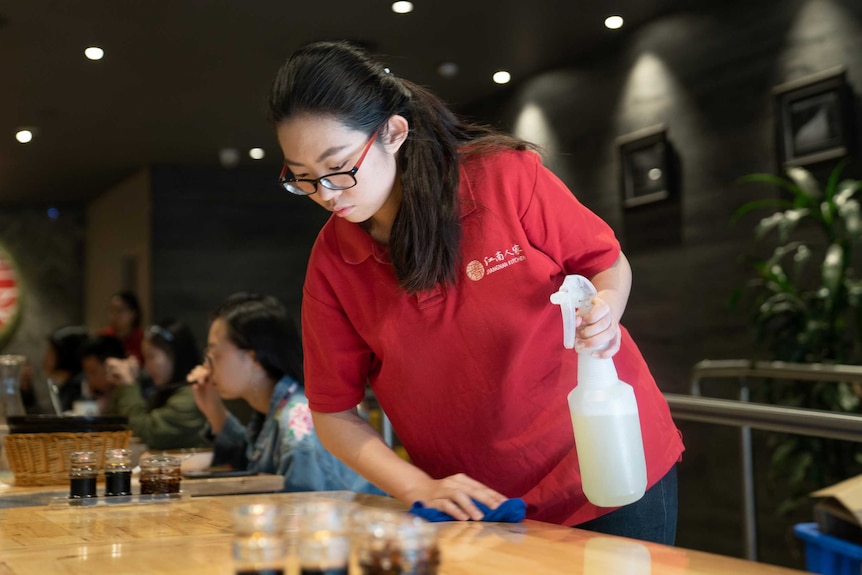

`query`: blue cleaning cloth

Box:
[409,497,527,522]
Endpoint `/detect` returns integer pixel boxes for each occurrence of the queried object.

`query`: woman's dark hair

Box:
[113,290,142,328]
[79,335,127,362]
[144,319,199,409]
[48,325,89,374]
[268,41,531,293]
[144,319,199,385]
[212,292,303,384]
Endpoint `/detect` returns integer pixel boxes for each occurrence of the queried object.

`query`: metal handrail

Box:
[665,393,862,443]
[678,359,862,563]
[691,359,862,395]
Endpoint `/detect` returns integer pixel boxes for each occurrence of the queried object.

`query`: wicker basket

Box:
[3,430,131,486]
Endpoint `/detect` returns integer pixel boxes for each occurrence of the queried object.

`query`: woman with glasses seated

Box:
[265,42,683,544]
[105,320,209,450]
[187,292,381,494]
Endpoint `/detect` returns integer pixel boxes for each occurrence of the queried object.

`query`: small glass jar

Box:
[104,448,132,496]
[354,510,440,575]
[69,450,98,499]
[232,503,288,575]
[297,500,353,575]
[139,455,181,495]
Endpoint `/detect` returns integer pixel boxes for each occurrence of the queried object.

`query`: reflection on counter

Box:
[584,537,651,575]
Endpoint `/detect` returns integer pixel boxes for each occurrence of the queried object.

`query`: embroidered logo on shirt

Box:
[466,244,526,281]
[465,260,485,281]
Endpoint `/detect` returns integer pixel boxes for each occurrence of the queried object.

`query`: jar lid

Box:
[140,455,181,468]
[70,450,98,464]
[105,448,131,466]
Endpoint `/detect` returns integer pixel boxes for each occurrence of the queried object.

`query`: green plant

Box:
[734,160,862,512]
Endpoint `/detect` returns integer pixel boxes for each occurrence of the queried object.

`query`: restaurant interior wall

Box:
[85,169,152,332]
[462,0,862,568]
[0,205,85,410]
[148,163,328,351]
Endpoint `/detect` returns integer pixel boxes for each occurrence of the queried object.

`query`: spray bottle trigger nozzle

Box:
[550,275,598,350]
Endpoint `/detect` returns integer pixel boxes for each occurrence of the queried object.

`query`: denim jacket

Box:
[211,376,383,494]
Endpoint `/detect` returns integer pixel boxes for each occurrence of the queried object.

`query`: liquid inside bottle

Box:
[569,381,646,507]
[140,455,181,494]
[104,448,132,496]
[69,451,98,499]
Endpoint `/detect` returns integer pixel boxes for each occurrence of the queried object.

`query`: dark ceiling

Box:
[0,0,679,206]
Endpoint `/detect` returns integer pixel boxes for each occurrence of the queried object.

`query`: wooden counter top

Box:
[0,491,806,574]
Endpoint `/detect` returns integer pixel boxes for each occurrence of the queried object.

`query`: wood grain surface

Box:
[0,491,807,574]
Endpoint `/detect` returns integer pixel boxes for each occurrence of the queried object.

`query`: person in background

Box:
[79,335,127,415]
[100,291,144,363]
[187,292,382,494]
[43,326,90,413]
[105,319,209,450]
[266,41,683,544]
[17,326,89,414]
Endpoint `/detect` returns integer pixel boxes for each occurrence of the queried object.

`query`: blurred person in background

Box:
[100,291,144,363]
[43,326,90,413]
[17,326,89,414]
[79,335,127,415]
[105,319,208,450]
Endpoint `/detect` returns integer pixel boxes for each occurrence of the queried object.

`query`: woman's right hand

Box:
[105,357,139,387]
[187,364,227,430]
[404,473,508,521]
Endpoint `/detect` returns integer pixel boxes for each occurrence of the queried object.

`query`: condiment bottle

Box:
[232,503,288,575]
[69,450,98,499]
[550,274,647,507]
[354,509,440,575]
[104,448,132,496]
[297,500,352,575]
[139,455,182,495]
[0,354,27,422]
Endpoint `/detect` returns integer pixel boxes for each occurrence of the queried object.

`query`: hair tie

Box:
[147,325,174,342]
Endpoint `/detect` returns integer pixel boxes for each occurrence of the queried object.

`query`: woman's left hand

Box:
[575,292,621,358]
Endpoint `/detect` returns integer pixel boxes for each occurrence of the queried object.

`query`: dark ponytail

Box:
[269,41,531,292]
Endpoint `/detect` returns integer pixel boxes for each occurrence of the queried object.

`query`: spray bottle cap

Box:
[549,275,597,350]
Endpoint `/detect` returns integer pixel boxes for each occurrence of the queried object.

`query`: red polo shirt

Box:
[302,149,684,525]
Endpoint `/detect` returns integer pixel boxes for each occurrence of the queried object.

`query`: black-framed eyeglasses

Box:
[278,129,380,196]
[201,347,213,369]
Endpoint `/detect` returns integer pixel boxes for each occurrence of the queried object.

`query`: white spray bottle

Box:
[550,275,647,507]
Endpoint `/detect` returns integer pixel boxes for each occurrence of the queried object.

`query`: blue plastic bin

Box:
[794,522,862,575]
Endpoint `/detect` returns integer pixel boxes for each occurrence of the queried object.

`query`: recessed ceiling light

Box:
[15,129,33,143]
[605,15,624,29]
[437,62,459,78]
[492,70,511,85]
[392,1,413,14]
[84,46,104,60]
[219,148,240,168]
[249,148,265,160]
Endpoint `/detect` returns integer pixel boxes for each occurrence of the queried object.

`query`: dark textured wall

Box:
[470,0,862,395]
[150,164,329,344]
[462,0,862,567]
[0,206,85,410]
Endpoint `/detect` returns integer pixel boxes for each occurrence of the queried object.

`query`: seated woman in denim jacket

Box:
[188,292,382,494]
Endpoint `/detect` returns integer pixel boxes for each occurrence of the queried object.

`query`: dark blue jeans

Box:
[573,465,678,545]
